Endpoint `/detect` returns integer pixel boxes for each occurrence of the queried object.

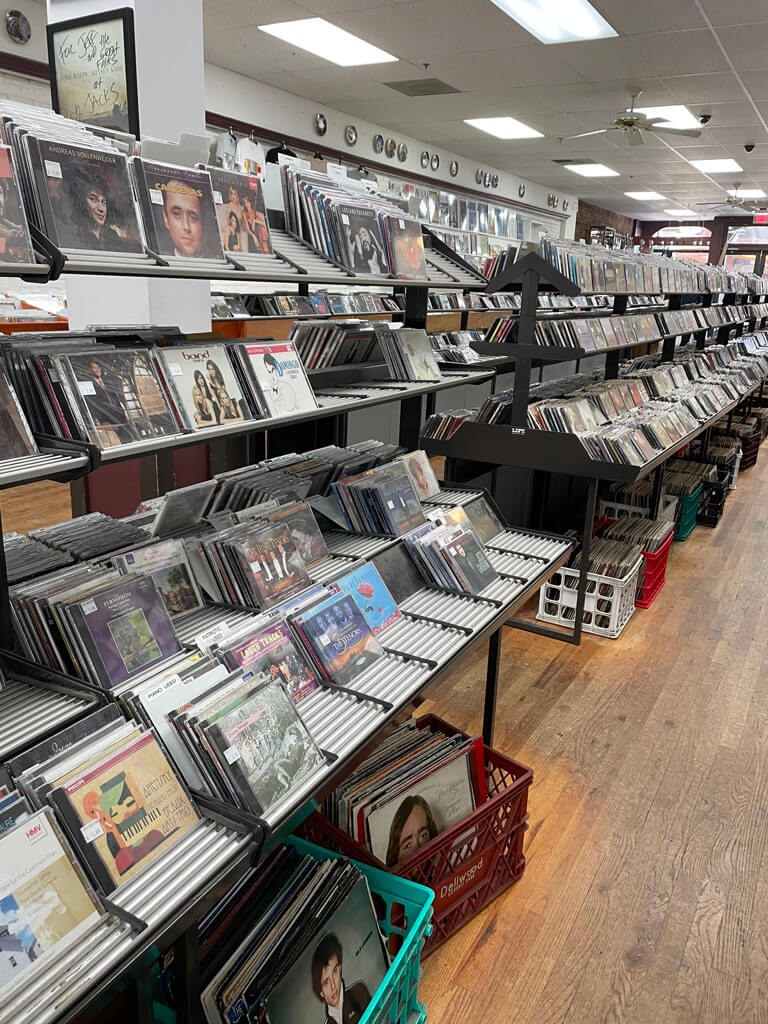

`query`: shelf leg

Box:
[444,457,457,483]
[482,628,502,746]
[399,395,423,450]
[173,925,202,1024]
[572,478,598,646]
[0,505,12,651]
[650,463,665,520]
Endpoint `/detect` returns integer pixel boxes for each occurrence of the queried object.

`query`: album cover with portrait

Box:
[383,215,427,279]
[28,137,144,254]
[336,204,389,275]
[155,343,252,432]
[131,158,224,260]
[204,165,272,255]
[0,144,33,263]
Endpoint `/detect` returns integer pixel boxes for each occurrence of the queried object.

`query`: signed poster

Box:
[47,8,139,136]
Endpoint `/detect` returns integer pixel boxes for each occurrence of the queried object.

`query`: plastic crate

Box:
[288,836,434,1024]
[635,529,674,609]
[730,451,742,490]
[536,556,642,638]
[299,715,532,956]
[697,469,730,528]
[740,433,760,469]
[598,494,677,524]
[668,482,703,541]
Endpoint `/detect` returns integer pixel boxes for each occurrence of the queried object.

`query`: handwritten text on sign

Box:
[52,17,131,132]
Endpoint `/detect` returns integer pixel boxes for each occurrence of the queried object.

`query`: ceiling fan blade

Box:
[564,128,611,139]
[651,125,702,138]
[627,128,645,147]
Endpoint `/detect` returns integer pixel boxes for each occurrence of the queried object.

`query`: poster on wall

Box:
[46,8,139,137]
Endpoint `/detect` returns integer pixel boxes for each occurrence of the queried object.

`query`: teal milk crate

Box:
[669,482,703,541]
[289,836,434,1024]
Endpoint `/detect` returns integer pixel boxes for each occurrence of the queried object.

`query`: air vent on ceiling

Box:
[383,78,461,97]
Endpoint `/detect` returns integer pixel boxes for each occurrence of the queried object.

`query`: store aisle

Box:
[420,458,768,1024]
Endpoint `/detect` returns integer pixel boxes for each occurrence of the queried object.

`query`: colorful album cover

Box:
[385,216,426,279]
[64,349,178,448]
[222,620,318,703]
[204,679,325,815]
[338,204,388,274]
[158,344,251,430]
[31,139,143,253]
[265,876,389,1024]
[55,731,199,892]
[134,159,224,260]
[238,522,312,609]
[464,497,504,545]
[329,563,400,635]
[398,450,441,500]
[0,145,33,263]
[0,810,101,1000]
[206,166,272,255]
[239,342,317,417]
[297,593,384,685]
[117,540,203,618]
[68,575,181,689]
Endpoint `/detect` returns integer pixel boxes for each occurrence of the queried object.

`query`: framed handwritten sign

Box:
[47,7,139,137]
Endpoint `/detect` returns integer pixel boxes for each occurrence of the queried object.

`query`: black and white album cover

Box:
[338,204,388,275]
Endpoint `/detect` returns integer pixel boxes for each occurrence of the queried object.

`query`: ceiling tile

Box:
[716,23,768,69]
[697,0,768,26]
[599,0,705,33]
[662,72,745,103]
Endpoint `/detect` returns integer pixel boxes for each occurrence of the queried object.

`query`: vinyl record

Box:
[385,138,396,158]
[431,153,440,171]
[372,134,384,154]
[420,151,429,168]
[397,142,408,162]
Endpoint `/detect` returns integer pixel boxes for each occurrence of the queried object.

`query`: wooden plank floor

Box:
[420,454,768,1024]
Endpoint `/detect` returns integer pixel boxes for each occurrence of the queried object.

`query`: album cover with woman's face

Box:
[157,343,251,431]
[337,204,389,275]
[206,166,272,256]
[133,159,224,260]
[30,138,144,254]
[0,145,33,263]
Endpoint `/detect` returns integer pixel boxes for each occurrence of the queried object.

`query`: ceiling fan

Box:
[697,186,763,212]
[560,90,702,147]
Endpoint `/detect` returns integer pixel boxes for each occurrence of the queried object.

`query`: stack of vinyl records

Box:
[3,531,73,583]
[403,507,499,595]
[373,325,441,381]
[199,845,391,1024]
[422,408,477,441]
[281,165,427,278]
[569,537,643,579]
[430,330,486,364]
[320,718,484,865]
[603,515,674,553]
[290,320,382,370]
[331,461,427,535]
[664,460,712,495]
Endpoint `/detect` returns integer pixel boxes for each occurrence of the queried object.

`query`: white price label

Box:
[80,819,104,843]
[78,380,96,396]
[318,632,331,647]
[224,745,240,764]
[149,189,164,205]
[44,160,62,179]
[387,500,395,509]
[341,214,350,225]
[81,598,97,615]
[167,363,183,377]
[399,219,405,229]
[194,622,230,653]
[212,190,223,205]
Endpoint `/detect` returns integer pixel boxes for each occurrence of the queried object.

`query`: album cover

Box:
[385,216,427,279]
[222,620,319,703]
[52,731,199,892]
[329,563,401,635]
[237,522,312,608]
[265,875,389,1024]
[396,328,441,381]
[297,593,384,685]
[133,159,224,260]
[338,204,388,275]
[268,501,329,567]
[30,138,143,253]
[204,679,325,816]
[64,349,178,448]
[157,344,251,430]
[0,145,33,263]
[206,166,272,255]
[365,752,476,865]
[116,539,203,618]
[465,497,504,545]
[66,575,182,689]
[0,368,38,460]
[398,450,440,500]
[238,342,317,417]
[376,475,427,535]
[0,809,102,1000]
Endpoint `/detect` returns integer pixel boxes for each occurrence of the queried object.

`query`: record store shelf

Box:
[0,504,574,1024]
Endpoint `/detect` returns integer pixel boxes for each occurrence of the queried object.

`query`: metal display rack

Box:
[421,252,768,646]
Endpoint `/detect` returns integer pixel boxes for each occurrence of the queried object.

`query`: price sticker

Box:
[78,380,96,396]
[81,598,97,615]
[149,189,164,205]
[44,160,62,179]
[212,190,223,205]
[224,745,240,764]
[80,819,104,843]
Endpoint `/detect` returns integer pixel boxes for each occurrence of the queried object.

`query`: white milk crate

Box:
[536,556,643,639]
[598,494,678,524]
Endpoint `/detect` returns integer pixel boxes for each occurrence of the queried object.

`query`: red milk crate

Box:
[298,714,533,956]
[635,529,675,609]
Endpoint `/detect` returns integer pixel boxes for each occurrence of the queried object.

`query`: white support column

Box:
[46,0,211,332]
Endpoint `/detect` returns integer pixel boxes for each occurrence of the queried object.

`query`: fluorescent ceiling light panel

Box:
[258,18,398,66]
[688,158,743,173]
[487,0,617,43]
[464,116,543,139]
[727,188,766,198]
[632,105,699,130]
[624,191,665,200]
[664,208,695,215]
[564,163,619,177]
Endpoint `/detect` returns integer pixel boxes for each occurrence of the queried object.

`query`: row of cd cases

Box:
[0,486,573,1024]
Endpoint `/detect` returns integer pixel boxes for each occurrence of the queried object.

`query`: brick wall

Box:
[574,200,635,242]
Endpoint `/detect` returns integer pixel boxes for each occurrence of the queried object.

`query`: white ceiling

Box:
[202,0,768,222]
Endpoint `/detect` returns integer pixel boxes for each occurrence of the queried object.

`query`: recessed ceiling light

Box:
[564,163,619,177]
[464,116,543,139]
[727,187,766,198]
[258,18,398,66]
[631,105,700,131]
[664,208,695,215]
[487,0,617,44]
[624,191,665,201]
[688,158,743,173]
